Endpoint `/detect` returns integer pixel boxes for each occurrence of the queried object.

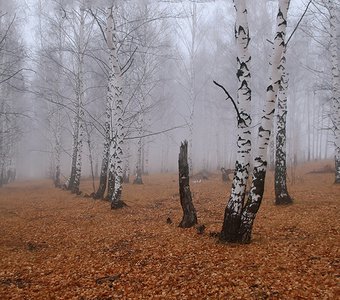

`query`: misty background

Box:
[1,0,337,181]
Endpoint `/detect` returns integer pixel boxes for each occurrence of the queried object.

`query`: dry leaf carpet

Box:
[0,161,339,299]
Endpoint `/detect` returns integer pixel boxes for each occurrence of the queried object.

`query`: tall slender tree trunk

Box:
[0,102,4,188]
[275,62,293,205]
[66,4,85,194]
[238,0,290,243]
[85,123,96,194]
[106,6,126,209]
[67,121,79,190]
[54,116,62,188]
[53,13,65,189]
[307,92,311,161]
[94,100,110,199]
[329,0,340,183]
[105,169,115,201]
[188,1,197,175]
[134,115,144,184]
[220,0,252,243]
[123,141,130,183]
[71,5,85,194]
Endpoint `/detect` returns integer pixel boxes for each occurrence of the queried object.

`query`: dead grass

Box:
[0,161,339,299]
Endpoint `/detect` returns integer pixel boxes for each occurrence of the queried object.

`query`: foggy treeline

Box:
[0,0,339,185]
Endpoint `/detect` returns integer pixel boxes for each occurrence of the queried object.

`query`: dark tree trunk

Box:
[93,153,109,199]
[237,165,266,243]
[275,70,293,205]
[54,165,61,188]
[335,155,340,184]
[220,161,249,243]
[105,170,115,201]
[123,169,129,183]
[133,167,143,184]
[0,168,4,187]
[67,149,77,191]
[275,157,293,205]
[221,167,233,182]
[3,168,9,185]
[178,140,197,228]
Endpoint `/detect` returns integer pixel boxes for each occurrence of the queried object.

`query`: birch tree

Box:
[106,5,126,209]
[275,62,293,204]
[94,83,111,199]
[238,0,291,243]
[220,0,290,243]
[219,0,252,242]
[66,3,86,194]
[39,1,66,188]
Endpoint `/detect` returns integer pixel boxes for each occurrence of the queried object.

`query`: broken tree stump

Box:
[178,140,197,228]
[221,167,234,182]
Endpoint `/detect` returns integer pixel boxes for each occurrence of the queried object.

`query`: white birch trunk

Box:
[220,0,252,242]
[134,113,144,184]
[239,0,290,243]
[94,96,111,199]
[188,1,197,175]
[52,12,65,189]
[65,4,85,193]
[71,4,85,194]
[274,56,293,204]
[106,6,126,209]
[54,110,62,188]
[329,0,340,183]
[123,141,130,183]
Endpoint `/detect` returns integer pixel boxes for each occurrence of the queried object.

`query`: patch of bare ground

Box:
[0,161,339,299]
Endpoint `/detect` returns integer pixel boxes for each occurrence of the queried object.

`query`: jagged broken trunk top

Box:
[178,141,197,228]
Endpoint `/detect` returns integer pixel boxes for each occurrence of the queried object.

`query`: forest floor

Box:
[0,161,339,299]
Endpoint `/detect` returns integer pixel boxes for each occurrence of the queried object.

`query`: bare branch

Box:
[125,124,186,140]
[213,80,242,123]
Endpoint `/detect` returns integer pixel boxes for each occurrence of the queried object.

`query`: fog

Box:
[0,0,338,182]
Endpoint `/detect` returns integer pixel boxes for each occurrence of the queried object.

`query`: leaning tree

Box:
[218,0,252,243]
[219,0,290,243]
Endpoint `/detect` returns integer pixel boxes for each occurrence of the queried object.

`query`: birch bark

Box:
[66,3,85,194]
[220,0,252,242]
[188,1,197,175]
[239,0,290,243]
[106,5,125,209]
[94,93,110,199]
[274,52,293,204]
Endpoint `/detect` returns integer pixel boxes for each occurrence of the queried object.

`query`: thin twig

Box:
[125,125,186,140]
[286,0,313,46]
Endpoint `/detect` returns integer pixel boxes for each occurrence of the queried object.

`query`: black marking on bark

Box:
[267,84,274,92]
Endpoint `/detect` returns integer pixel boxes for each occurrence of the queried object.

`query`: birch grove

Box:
[1,0,338,244]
